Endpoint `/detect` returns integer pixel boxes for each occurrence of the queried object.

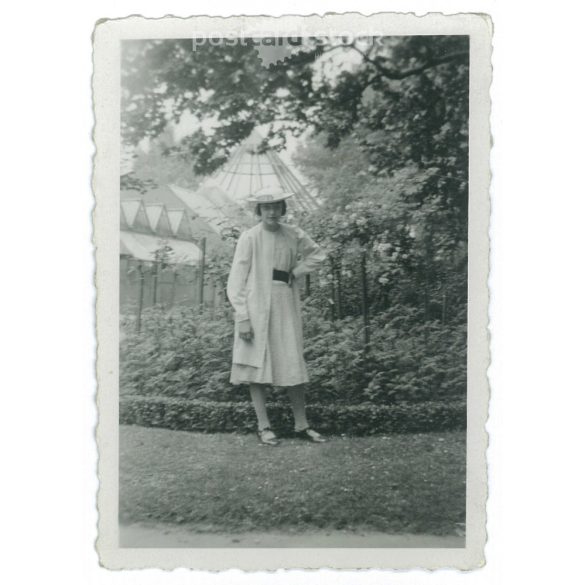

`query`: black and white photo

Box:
[94,13,491,570]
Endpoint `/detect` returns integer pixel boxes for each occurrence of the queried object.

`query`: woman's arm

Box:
[291,228,327,279]
[226,233,252,322]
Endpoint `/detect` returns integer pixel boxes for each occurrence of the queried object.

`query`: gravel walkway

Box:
[120,522,465,548]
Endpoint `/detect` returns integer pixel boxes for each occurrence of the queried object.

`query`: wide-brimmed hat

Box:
[246,186,294,204]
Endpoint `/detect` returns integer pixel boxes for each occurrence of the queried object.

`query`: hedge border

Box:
[120,395,466,436]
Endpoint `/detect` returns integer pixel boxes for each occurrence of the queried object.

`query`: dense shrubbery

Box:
[120,305,247,402]
[120,395,466,436]
[119,36,470,434]
[120,302,466,407]
[303,304,466,405]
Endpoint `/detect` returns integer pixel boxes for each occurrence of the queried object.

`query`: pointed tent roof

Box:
[120,206,129,230]
[192,182,245,221]
[167,208,192,240]
[121,199,152,234]
[170,184,237,235]
[145,203,173,237]
[121,187,225,250]
[121,199,141,226]
[209,130,319,212]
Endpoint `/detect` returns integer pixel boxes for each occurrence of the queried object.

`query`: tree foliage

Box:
[120,35,470,405]
[133,127,202,190]
[122,36,468,185]
[294,137,468,324]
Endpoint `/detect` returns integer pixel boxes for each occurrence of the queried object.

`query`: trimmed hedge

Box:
[120,395,466,436]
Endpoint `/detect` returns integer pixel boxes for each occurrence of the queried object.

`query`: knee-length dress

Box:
[227,222,326,387]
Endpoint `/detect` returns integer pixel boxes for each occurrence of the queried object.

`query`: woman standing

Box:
[227,186,327,446]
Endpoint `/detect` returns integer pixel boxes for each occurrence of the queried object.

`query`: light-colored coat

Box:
[226,222,326,367]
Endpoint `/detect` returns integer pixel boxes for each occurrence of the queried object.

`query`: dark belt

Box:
[272,269,290,283]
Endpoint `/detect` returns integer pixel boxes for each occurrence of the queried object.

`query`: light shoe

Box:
[257,428,279,446]
[295,428,327,443]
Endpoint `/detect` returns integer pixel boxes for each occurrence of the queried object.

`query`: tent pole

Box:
[152,261,159,305]
[136,262,145,333]
[199,237,206,309]
[170,269,177,308]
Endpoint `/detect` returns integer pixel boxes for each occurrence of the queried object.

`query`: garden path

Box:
[119,522,465,548]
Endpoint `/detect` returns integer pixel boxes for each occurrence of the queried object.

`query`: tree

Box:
[121,36,468,183]
[121,126,202,193]
[121,35,470,326]
[132,127,202,190]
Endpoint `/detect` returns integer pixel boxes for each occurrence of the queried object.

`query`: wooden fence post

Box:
[152,262,159,305]
[193,266,199,304]
[199,237,206,308]
[136,262,145,333]
[329,257,337,320]
[170,269,177,308]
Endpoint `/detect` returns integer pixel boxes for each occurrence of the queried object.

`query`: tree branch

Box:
[347,44,468,81]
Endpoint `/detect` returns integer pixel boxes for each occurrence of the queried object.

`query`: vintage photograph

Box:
[94,13,491,570]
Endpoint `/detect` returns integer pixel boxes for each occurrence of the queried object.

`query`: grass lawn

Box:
[119,425,466,536]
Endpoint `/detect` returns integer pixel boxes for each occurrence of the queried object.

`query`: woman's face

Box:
[259,202,283,229]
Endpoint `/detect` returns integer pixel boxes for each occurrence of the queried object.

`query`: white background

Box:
[1,1,584,583]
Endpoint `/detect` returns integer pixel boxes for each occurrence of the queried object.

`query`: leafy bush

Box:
[365,307,467,404]
[121,305,247,402]
[301,308,372,404]
[120,395,466,435]
[120,302,467,407]
[300,304,466,405]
